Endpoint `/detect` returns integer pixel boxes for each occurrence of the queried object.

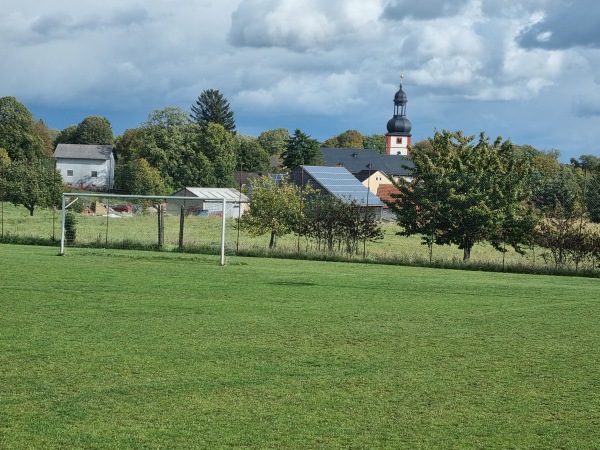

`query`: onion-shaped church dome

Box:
[394,86,408,105]
[387,115,412,134]
[387,74,411,134]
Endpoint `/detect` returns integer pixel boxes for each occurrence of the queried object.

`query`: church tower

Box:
[385,75,412,155]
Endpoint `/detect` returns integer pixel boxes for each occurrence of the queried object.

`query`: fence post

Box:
[178,205,185,251]
[220,198,226,266]
[157,203,164,249]
[60,194,66,255]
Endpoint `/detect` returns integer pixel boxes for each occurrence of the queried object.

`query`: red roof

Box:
[377,184,401,205]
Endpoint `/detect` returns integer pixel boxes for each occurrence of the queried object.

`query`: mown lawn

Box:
[0,244,599,449]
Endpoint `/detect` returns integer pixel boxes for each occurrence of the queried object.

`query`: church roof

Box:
[320,147,414,177]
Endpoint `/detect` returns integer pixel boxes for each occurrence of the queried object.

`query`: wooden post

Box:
[178,205,185,251]
[157,204,164,249]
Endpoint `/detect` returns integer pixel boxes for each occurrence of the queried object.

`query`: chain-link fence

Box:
[1,171,600,272]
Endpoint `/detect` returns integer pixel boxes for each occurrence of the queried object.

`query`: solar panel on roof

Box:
[301,166,384,205]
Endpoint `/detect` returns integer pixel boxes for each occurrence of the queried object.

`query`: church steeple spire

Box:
[385,74,412,156]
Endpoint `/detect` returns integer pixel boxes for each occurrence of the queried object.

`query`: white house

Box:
[54,144,116,191]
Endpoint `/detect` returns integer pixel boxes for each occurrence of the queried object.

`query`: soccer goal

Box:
[59,191,248,265]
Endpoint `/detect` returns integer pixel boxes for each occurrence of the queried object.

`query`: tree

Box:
[531,164,581,215]
[570,154,600,223]
[54,125,78,146]
[2,159,63,215]
[322,129,364,149]
[0,96,45,161]
[190,89,236,133]
[387,130,535,261]
[114,158,167,195]
[196,123,237,187]
[363,134,386,154]
[240,176,305,248]
[299,195,383,254]
[115,122,211,191]
[55,116,114,145]
[34,120,54,157]
[0,148,10,166]
[587,172,600,223]
[74,116,114,144]
[282,129,322,171]
[0,148,10,201]
[236,139,271,173]
[144,107,190,128]
[258,128,289,156]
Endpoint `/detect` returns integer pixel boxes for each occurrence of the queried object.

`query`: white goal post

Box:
[60,192,244,265]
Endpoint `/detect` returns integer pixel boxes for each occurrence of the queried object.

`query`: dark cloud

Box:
[518,1,600,49]
[382,0,470,20]
[109,5,150,28]
[480,0,557,17]
[30,5,149,38]
[31,14,74,37]
[573,97,600,118]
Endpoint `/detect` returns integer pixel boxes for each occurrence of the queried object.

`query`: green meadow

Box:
[0,202,553,269]
[1,244,598,449]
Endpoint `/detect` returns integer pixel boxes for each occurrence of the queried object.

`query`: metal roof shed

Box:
[169,187,249,218]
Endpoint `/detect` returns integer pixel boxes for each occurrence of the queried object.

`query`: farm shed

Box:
[168,187,249,218]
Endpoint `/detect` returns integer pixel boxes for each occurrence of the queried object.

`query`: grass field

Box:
[0,202,557,270]
[1,244,598,449]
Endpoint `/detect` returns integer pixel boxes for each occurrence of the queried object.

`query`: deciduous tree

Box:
[0,96,45,161]
[114,158,167,195]
[388,130,535,261]
[2,160,63,215]
[363,134,386,154]
[322,129,364,149]
[196,123,237,187]
[74,116,114,145]
[34,120,54,157]
[55,116,114,145]
[258,128,289,156]
[236,139,271,173]
[144,107,190,128]
[240,176,305,248]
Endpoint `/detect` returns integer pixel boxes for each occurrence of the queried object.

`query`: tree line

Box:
[0,91,325,214]
[2,92,600,270]
[388,130,600,267]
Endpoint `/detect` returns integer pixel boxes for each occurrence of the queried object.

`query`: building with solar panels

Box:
[290,165,385,221]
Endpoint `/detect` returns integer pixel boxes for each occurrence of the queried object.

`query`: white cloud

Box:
[236,71,366,115]
[0,0,598,160]
[229,0,384,51]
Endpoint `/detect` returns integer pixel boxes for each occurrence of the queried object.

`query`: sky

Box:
[1,0,600,161]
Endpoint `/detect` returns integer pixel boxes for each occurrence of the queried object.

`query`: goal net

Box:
[59,192,248,265]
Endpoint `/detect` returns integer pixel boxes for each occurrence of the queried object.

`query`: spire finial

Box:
[400,72,404,88]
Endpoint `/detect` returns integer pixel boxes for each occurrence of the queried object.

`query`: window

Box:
[66,170,73,177]
[396,137,403,144]
[91,171,98,178]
